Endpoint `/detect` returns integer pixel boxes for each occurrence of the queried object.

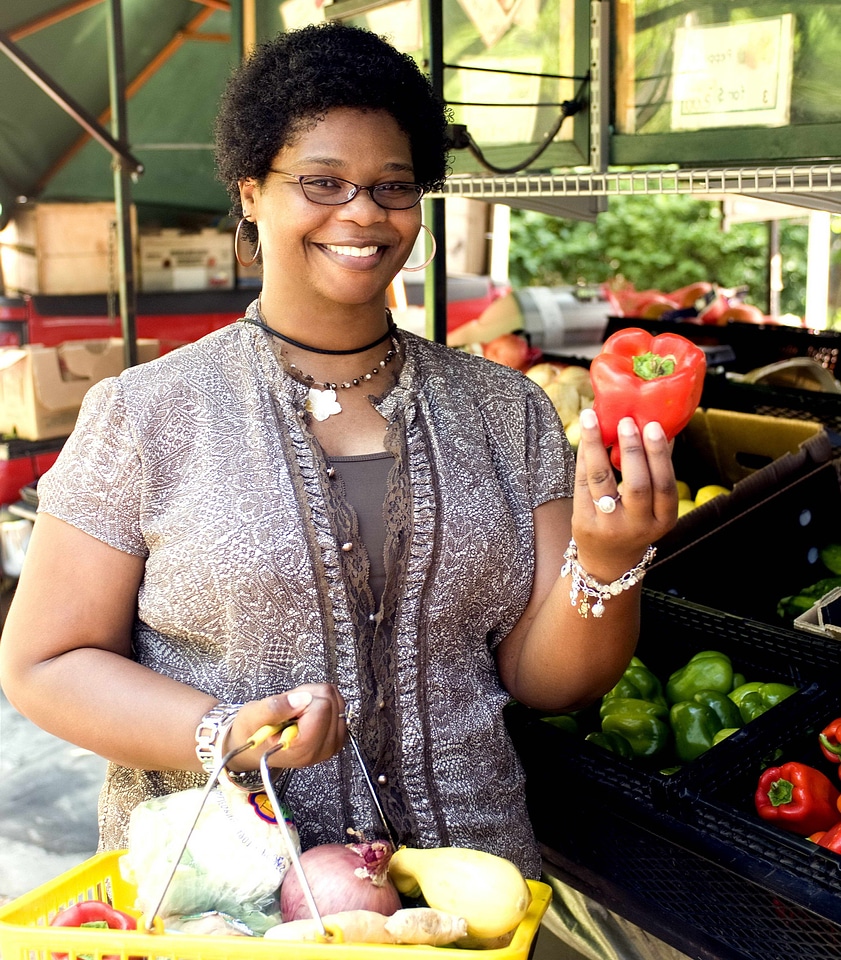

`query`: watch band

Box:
[222,767,266,792]
[194,703,242,774]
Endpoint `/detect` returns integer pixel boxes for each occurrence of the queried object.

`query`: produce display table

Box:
[511,591,841,960]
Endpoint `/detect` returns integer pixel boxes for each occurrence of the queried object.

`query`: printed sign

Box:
[671,15,794,130]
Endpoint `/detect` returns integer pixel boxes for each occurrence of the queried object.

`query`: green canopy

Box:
[0,1,287,231]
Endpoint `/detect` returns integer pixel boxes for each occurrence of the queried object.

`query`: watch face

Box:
[225,769,265,791]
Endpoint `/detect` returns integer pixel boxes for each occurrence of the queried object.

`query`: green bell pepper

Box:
[603,675,645,701]
[584,730,635,759]
[541,713,579,734]
[600,697,670,758]
[692,689,743,730]
[666,650,733,704]
[729,681,798,723]
[712,727,740,746]
[820,544,841,576]
[603,656,668,709]
[669,700,725,762]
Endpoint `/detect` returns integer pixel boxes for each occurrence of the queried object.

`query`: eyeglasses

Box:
[270,170,424,210]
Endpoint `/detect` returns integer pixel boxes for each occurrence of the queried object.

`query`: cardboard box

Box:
[672,407,828,492]
[657,408,830,555]
[139,229,234,292]
[0,338,159,441]
[0,202,136,296]
[794,585,841,639]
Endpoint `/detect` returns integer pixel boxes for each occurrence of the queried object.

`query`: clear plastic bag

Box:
[119,776,299,934]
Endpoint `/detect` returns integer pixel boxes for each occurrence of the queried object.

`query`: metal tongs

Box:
[141,720,295,931]
[258,714,398,942]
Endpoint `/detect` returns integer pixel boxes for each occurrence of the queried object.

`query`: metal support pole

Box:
[424,0,447,344]
[106,0,138,368]
[768,219,781,318]
[589,0,609,174]
[0,31,143,177]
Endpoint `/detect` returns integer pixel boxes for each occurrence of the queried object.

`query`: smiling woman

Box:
[0,20,679,908]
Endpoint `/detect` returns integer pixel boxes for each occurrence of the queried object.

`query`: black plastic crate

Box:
[506,591,837,813]
[702,371,841,442]
[647,456,841,625]
[515,686,841,959]
[604,316,841,375]
[536,799,841,960]
[667,687,841,918]
[642,589,841,676]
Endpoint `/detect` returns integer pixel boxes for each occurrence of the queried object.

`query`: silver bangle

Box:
[194,703,242,775]
[561,538,656,618]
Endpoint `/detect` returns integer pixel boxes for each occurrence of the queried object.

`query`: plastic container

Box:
[603,316,841,375]
[508,589,840,810]
[646,456,841,625]
[702,370,841,441]
[508,591,841,960]
[0,851,551,960]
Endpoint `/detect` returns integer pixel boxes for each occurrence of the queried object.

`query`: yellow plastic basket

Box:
[0,851,551,960]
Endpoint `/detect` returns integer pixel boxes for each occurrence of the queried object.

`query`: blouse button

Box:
[377,775,388,786]
[327,467,336,478]
[341,541,353,552]
[378,700,386,710]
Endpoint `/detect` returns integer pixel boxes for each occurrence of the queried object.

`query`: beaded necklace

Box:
[289,337,400,421]
[241,312,400,421]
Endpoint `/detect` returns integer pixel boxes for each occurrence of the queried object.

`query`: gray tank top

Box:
[328,452,393,606]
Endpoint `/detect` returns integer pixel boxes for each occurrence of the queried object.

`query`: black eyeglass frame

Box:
[269,169,425,210]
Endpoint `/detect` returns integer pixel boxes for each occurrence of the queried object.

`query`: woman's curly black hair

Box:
[215,20,452,241]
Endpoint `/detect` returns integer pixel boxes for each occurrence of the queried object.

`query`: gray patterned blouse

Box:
[37,300,574,878]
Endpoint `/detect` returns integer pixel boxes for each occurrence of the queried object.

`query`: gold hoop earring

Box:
[402,223,437,273]
[235,217,261,268]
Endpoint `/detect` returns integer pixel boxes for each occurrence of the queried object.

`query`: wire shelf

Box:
[436,163,841,201]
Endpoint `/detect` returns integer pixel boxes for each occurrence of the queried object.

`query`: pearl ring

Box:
[594,494,621,514]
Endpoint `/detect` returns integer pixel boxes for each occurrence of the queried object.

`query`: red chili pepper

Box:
[819,718,841,764]
[590,327,706,470]
[50,900,136,960]
[809,821,841,853]
[755,762,841,837]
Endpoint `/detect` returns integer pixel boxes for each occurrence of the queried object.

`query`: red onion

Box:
[280,839,402,921]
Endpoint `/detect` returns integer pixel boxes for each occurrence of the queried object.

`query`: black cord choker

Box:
[242,311,396,356]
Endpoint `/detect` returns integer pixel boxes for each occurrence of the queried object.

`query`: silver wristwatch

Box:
[194,703,242,774]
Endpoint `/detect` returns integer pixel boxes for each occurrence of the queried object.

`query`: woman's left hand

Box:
[571,407,678,581]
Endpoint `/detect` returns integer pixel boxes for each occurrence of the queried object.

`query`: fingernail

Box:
[644,420,665,441]
[579,408,597,429]
[287,691,313,710]
[619,417,637,437]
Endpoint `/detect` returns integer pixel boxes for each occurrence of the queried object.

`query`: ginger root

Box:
[385,907,468,945]
[264,907,468,945]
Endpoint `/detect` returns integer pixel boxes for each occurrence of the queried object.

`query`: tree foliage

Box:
[508,195,811,318]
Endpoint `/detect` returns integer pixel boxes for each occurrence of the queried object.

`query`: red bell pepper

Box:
[50,900,136,960]
[819,717,841,764]
[809,821,841,853]
[590,327,706,469]
[755,762,841,837]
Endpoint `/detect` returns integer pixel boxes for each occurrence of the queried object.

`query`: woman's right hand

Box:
[226,683,347,772]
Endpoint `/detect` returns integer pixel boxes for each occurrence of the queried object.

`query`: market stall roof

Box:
[0,0,249,232]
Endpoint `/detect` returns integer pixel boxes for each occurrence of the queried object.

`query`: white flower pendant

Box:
[306,387,343,421]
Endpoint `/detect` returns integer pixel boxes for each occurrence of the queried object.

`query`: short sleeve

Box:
[36,377,148,556]
[523,380,576,507]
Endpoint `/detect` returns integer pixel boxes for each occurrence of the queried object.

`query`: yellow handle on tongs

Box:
[249,721,299,750]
